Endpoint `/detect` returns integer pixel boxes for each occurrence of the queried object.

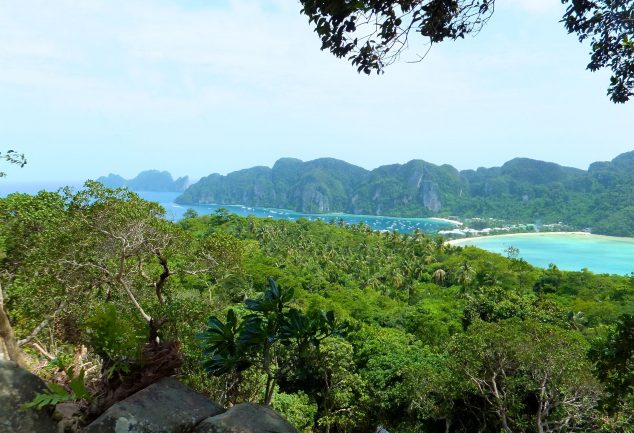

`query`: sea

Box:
[452,233,634,275]
[2,182,633,275]
[139,191,454,234]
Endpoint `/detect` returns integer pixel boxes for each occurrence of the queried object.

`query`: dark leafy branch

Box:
[562,0,634,103]
[300,0,494,73]
[299,0,634,102]
[0,150,27,177]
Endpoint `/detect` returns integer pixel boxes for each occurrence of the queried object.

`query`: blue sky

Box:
[0,0,632,183]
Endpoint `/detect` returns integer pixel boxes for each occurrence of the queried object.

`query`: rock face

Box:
[1,362,298,433]
[83,377,225,433]
[83,381,299,433]
[193,403,299,433]
[420,180,442,212]
[0,360,57,433]
[54,402,83,433]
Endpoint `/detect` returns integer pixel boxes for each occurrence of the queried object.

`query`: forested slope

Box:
[1,186,631,432]
[177,151,634,235]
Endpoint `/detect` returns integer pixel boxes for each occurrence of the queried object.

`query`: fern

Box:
[21,368,92,411]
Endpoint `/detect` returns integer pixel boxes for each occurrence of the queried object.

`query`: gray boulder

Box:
[0,360,57,433]
[83,377,224,433]
[193,403,299,433]
[54,402,82,433]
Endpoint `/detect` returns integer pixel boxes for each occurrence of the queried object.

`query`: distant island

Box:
[175,151,634,237]
[98,170,189,192]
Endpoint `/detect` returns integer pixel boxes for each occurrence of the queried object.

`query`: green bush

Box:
[272,390,318,433]
[83,304,145,367]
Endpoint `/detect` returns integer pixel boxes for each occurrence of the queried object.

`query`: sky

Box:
[0,0,632,183]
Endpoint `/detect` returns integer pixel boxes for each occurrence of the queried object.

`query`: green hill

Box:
[176,151,634,236]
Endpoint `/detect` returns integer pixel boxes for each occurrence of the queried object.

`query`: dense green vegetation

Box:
[97,169,189,192]
[1,185,633,432]
[177,151,634,236]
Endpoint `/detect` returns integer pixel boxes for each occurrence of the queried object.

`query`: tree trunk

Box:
[499,413,513,433]
[262,343,275,405]
[536,381,547,433]
[264,373,274,406]
[0,334,8,360]
[0,284,26,366]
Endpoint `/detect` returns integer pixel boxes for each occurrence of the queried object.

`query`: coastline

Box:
[447,231,634,245]
[429,217,463,226]
[171,200,462,224]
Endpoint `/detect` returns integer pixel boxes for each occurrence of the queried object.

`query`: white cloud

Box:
[0,0,492,120]
[0,0,632,183]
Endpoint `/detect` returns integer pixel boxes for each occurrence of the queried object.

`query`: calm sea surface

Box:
[453,234,634,275]
[138,191,454,234]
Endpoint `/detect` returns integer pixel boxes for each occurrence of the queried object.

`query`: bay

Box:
[451,233,634,275]
[0,184,455,234]
[7,184,632,274]
[138,191,455,234]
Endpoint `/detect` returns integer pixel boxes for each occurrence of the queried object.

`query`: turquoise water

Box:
[453,234,634,275]
[138,191,454,234]
[0,185,454,234]
[5,184,633,273]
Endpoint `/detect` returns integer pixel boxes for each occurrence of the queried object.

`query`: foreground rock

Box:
[193,403,299,433]
[84,377,225,433]
[54,402,83,433]
[0,360,57,433]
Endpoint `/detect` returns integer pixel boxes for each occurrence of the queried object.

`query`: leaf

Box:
[266,277,280,301]
[47,383,69,396]
[238,315,267,346]
[21,393,55,410]
[245,298,267,312]
[203,353,251,376]
[69,369,91,401]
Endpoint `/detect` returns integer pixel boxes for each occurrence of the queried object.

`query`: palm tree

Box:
[423,254,436,265]
[433,236,447,254]
[482,272,500,287]
[456,262,476,293]
[433,268,447,286]
[391,267,405,289]
[366,274,382,291]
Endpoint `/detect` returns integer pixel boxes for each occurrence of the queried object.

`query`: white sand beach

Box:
[429,217,463,226]
[447,231,593,245]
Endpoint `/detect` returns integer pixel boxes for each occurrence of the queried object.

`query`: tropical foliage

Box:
[1,187,632,432]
